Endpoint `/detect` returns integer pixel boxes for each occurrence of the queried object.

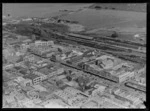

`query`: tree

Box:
[65,70,73,81]
[58,48,63,53]
[56,80,64,87]
[111,31,118,38]
[76,76,89,92]
[68,70,72,74]
[66,75,72,81]
[95,6,102,9]
[57,19,61,23]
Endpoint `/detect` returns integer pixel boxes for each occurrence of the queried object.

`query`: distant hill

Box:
[89,3,146,12]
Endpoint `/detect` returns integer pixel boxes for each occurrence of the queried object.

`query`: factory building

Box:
[77,61,134,83]
[108,63,135,83]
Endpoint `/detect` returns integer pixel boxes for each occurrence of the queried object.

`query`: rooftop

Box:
[39,67,50,75]
[139,73,146,78]
[108,63,134,76]
[38,65,60,75]
[23,74,40,80]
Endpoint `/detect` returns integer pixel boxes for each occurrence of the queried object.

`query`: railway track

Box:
[124,82,146,93]
[53,36,145,64]
[32,28,146,64]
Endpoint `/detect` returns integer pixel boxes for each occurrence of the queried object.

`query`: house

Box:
[20,78,33,87]
[53,90,73,103]
[64,87,82,96]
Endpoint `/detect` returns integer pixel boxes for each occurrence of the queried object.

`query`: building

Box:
[4,95,16,104]
[113,88,143,106]
[63,81,79,88]
[101,97,129,108]
[86,96,105,107]
[68,94,88,107]
[14,90,26,101]
[38,67,50,75]
[82,49,96,57]
[45,51,57,58]
[66,55,83,65]
[81,100,99,108]
[27,90,39,100]
[22,39,32,44]
[23,74,42,85]
[29,41,57,56]
[39,91,54,100]
[41,81,58,93]
[92,84,106,96]
[23,54,35,62]
[95,58,114,69]
[95,54,123,70]
[20,78,33,87]
[53,90,73,103]
[5,68,19,75]
[134,65,146,76]
[32,85,47,92]
[64,87,82,96]
[52,49,83,62]
[33,71,48,80]
[137,73,146,86]
[39,66,64,78]
[20,98,36,108]
[24,54,42,63]
[3,64,14,70]
[78,61,134,83]
[34,40,54,46]
[42,99,68,108]
[108,63,135,83]
[14,61,25,67]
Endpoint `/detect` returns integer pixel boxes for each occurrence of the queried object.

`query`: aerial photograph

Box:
[2,3,146,108]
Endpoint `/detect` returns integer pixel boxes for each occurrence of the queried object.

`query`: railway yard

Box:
[3,3,146,108]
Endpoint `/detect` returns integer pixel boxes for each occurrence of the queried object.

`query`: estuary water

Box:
[2,3,92,18]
